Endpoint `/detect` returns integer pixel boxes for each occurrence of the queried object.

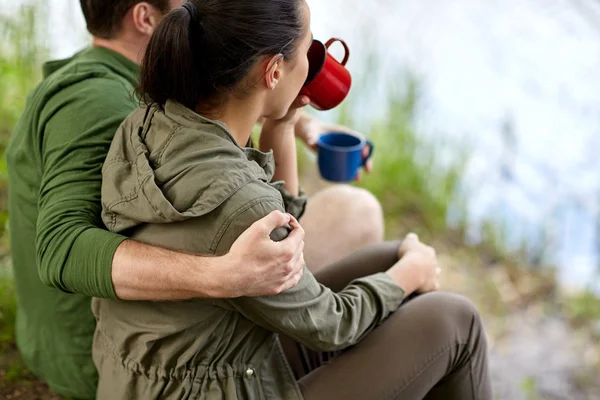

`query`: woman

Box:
[94,0,492,399]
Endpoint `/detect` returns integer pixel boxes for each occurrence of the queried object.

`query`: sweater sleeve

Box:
[35,78,135,299]
[215,197,405,352]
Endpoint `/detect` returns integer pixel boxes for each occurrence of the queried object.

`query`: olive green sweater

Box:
[7,47,138,398]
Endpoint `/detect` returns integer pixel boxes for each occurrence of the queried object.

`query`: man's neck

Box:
[92,36,145,65]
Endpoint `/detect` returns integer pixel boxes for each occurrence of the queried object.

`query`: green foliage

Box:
[0,2,48,355]
[346,79,468,240]
[3,360,30,385]
[0,4,48,242]
[564,289,600,327]
[520,376,540,400]
[0,5,47,139]
[0,265,16,351]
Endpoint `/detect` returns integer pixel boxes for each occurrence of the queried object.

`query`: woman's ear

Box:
[264,54,284,90]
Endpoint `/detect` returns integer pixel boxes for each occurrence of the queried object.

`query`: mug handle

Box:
[362,140,374,167]
[325,38,350,66]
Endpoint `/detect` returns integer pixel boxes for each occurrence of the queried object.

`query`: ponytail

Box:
[139,6,206,108]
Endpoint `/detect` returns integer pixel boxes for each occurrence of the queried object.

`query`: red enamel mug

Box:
[300,38,352,111]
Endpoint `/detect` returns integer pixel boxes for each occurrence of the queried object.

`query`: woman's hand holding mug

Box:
[387,233,441,296]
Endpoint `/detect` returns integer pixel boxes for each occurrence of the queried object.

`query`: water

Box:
[16,0,600,291]
[313,0,600,291]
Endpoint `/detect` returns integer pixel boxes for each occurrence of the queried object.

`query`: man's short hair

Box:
[80,0,170,39]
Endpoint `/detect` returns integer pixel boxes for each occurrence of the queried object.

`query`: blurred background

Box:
[1,0,600,399]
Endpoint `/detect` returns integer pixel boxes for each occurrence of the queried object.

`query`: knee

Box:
[414,292,484,338]
[352,187,383,224]
[332,185,384,241]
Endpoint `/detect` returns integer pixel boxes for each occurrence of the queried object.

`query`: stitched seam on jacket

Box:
[211,195,284,253]
[95,327,198,382]
[154,126,184,167]
[138,174,165,219]
[186,169,229,212]
[102,158,130,170]
[105,182,140,210]
[97,326,254,383]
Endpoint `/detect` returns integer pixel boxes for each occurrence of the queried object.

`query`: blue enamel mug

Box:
[316,132,374,182]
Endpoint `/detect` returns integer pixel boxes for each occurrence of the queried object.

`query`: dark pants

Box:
[281,242,493,400]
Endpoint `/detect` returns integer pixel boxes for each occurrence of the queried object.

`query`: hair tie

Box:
[182,2,200,24]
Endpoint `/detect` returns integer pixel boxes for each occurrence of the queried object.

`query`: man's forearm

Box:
[111,239,223,300]
[40,212,304,301]
[112,209,308,300]
[259,121,299,196]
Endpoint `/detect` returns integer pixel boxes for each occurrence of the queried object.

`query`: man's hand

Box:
[224,211,305,297]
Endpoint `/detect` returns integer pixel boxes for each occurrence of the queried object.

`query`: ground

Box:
[0,347,61,400]
[1,175,600,399]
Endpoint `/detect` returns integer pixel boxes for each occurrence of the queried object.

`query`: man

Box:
[7,1,383,398]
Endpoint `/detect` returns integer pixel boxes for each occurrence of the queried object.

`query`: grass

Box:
[0,0,48,363]
[0,3,45,382]
[520,376,540,400]
[0,263,16,351]
[0,263,35,397]
[3,361,30,386]
[352,82,468,242]
[0,3,46,243]
[564,289,600,330]
[0,5,58,398]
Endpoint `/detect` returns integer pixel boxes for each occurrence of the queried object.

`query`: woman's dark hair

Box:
[139,0,305,109]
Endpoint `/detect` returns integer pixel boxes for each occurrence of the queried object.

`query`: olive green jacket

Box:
[93,100,406,400]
